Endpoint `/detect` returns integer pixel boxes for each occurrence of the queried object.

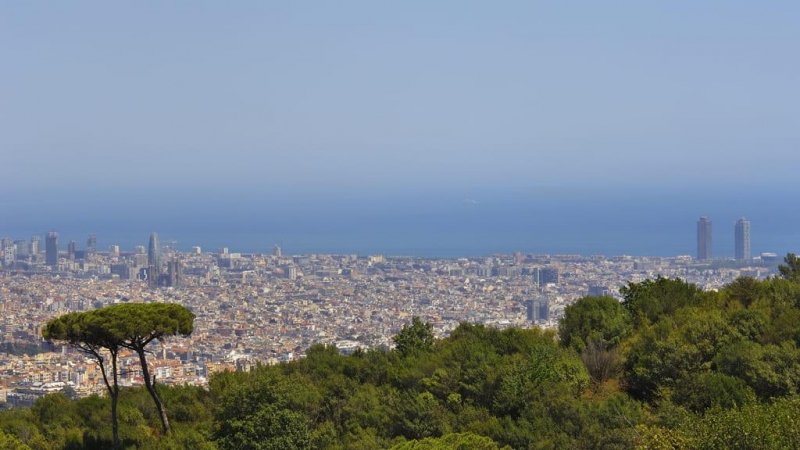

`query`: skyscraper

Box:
[697,217,712,261]
[67,240,77,260]
[46,232,59,267]
[30,236,40,256]
[735,217,751,261]
[148,232,161,272]
[1,241,15,267]
[86,233,97,254]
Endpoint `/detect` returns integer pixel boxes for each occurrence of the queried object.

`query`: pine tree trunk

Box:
[98,350,120,448]
[137,348,171,435]
[111,350,120,448]
[111,394,119,448]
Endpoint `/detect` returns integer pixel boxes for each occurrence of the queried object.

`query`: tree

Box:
[722,277,763,308]
[715,341,800,400]
[98,303,195,436]
[393,317,435,357]
[672,372,755,413]
[620,277,704,325]
[216,404,311,450]
[580,340,623,385]
[0,431,31,450]
[211,366,313,450]
[559,296,631,353]
[559,296,631,385]
[779,253,800,282]
[43,310,124,448]
[390,432,511,450]
[624,308,739,402]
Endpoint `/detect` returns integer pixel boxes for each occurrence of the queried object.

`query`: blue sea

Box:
[2,186,798,258]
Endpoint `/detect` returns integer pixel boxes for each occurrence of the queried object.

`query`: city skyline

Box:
[0,217,775,262]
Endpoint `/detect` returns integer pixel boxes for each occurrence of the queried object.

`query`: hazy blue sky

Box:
[2,1,799,194]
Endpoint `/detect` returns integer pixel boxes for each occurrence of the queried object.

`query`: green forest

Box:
[4,255,800,449]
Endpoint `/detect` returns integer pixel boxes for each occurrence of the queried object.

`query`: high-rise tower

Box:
[46,232,59,267]
[86,233,97,254]
[30,236,40,256]
[148,233,161,271]
[67,240,77,260]
[735,217,751,261]
[697,217,712,261]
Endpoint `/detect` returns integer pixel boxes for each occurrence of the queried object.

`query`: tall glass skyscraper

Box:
[45,231,58,267]
[735,217,751,261]
[697,217,712,261]
[148,232,161,271]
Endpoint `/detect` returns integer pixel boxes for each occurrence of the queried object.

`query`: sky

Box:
[2,1,799,195]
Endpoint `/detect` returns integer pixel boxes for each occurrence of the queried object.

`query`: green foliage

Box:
[727,308,768,341]
[0,431,32,450]
[216,403,311,450]
[393,317,435,357]
[101,303,195,346]
[389,391,451,440]
[624,307,742,402]
[494,343,589,417]
[620,277,705,325]
[677,397,800,449]
[715,340,800,400]
[672,372,755,413]
[560,296,632,352]
[211,366,316,450]
[722,276,763,308]
[389,432,510,450]
[0,412,43,448]
[779,252,800,282]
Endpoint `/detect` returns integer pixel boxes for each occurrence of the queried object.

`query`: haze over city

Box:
[3,2,800,256]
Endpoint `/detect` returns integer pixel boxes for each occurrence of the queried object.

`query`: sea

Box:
[2,186,798,258]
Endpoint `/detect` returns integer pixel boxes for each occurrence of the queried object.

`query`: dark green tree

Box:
[43,311,124,448]
[393,317,435,357]
[211,366,313,450]
[98,303,195,436]
[559,296,631,384]
[624,308,739,402]
[680,396,800,449]
[216,404,311,450]
[390,432,511,450]
[672,372,755,413]
[715,340,800,400]
[722,276,764,308]
[559,296,631,352]
[620,277,705,325]
[0,431,30,450]
[779,253,800,281]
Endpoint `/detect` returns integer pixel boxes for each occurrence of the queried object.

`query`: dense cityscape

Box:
[0,215,778,407]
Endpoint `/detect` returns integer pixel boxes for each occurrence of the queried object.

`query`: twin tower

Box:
[697,217,750,261]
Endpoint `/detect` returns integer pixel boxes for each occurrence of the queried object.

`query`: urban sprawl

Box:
[0,223,778,408]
